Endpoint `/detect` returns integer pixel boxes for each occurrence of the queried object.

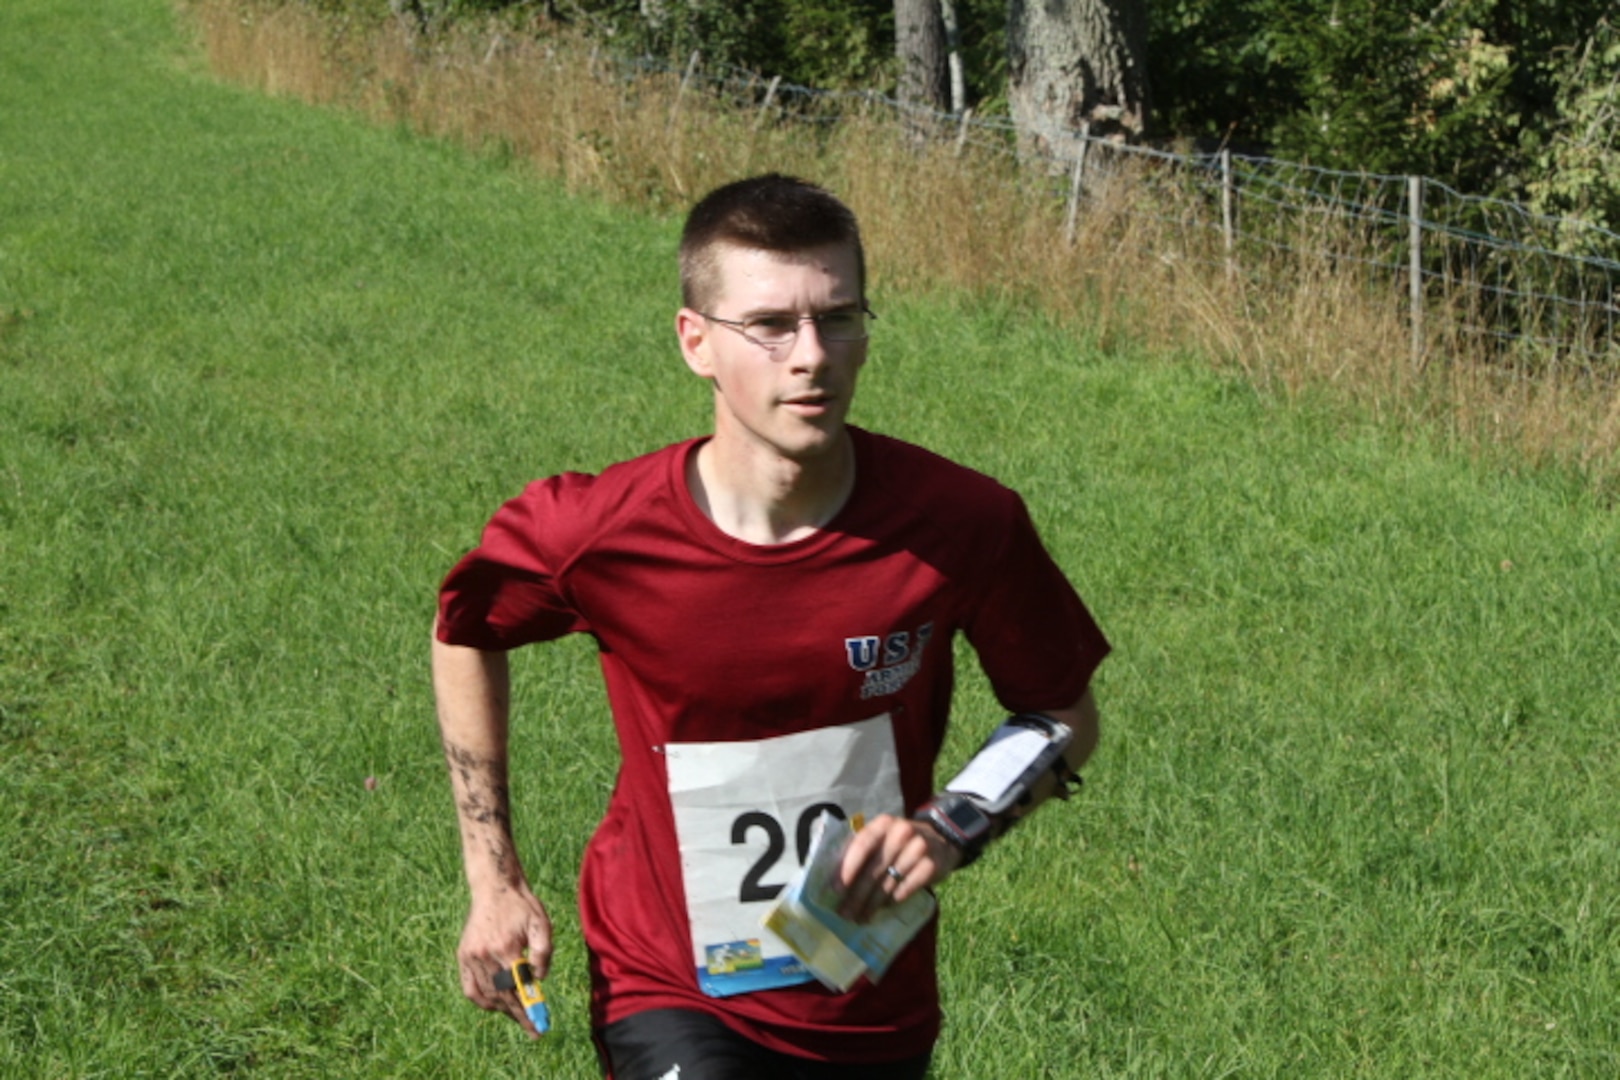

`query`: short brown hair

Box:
[679,174,865,311]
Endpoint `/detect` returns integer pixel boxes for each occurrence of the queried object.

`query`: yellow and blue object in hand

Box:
[493,959,550,1034]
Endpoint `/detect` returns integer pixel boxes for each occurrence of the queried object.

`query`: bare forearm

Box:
[432,623,556,1025]
[432,628,523,892]
[1049,686,1100,782]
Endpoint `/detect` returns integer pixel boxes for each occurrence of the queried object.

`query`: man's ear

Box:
[676,308,714,378]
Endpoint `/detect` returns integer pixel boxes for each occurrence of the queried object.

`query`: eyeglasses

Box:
[699,306,876,353]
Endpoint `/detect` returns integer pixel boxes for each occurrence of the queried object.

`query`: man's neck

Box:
[687,430,857,546]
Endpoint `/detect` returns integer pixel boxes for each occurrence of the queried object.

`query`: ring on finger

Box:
[885,865,904,883]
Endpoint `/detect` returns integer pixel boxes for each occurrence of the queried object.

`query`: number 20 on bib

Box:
[664,715,904,997]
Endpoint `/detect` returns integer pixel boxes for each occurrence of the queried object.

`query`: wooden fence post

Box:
[1064,122,1091,247]
[754,75,780,130]
[1409,175,1425,371]
[670,50,701,129]
[1221,149,1235,281]
[954,107,974,157]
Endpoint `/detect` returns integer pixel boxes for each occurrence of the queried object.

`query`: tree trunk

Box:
[896,0,950,116]
[940,0,966,115]
[1007,0,1148,156]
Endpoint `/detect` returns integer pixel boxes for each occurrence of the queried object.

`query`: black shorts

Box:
[595,1008,933,1080]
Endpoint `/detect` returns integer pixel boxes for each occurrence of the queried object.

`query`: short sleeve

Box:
[961,494,1110,712]
[435,477,591,650]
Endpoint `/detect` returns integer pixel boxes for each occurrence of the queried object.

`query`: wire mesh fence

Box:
[665,53,1620,376]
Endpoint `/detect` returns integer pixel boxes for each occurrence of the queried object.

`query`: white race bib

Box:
[664,715,904,997]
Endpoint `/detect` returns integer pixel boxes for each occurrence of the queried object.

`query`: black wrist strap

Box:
[914,798,991,867]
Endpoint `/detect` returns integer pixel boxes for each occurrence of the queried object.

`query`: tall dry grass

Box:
[185,0,1619,494]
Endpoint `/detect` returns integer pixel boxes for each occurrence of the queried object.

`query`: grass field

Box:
[3,1,1618,1076]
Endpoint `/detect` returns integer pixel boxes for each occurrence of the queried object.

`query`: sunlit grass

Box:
[3,1,1619,1077]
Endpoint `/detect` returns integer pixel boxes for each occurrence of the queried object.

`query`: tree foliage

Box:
[1151,0,1618,212]
[1522,18,1620,242]
[272,0,1620,231]
[550,0,895,89]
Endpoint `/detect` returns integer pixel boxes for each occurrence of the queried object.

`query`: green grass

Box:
[3,1,1618,1076]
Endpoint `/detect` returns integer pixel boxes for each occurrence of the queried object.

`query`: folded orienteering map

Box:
[760,812,937,993]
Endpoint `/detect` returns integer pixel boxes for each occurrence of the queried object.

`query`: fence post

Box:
[670,50,701,129]
[1220,149,1235,281]
[754,75,781,130]
[1064,122,1091,247]
[954,107,974,157]
[1408,176,1427,371]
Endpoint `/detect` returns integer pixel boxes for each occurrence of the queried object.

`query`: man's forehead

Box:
[708,242,861,301]
[711,241,858,273]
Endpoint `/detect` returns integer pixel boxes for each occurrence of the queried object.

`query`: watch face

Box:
[942,797,988,835]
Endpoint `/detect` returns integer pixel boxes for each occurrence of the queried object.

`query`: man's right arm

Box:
[431,622,553,1037]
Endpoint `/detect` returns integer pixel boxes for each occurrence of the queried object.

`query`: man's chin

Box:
[777,420,850,462]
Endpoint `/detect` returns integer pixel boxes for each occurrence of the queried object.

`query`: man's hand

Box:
[834,813,961,924]
[457,883,554,1038]
[832,689,1101,925]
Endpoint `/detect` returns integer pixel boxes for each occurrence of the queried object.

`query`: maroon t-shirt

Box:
[437,427,1109,1061]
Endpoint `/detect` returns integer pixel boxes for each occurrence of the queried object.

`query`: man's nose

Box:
[786,317,829,368]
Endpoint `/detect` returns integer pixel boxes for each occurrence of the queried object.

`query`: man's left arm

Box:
[835,686,1100,923]
[999,686,1099,823]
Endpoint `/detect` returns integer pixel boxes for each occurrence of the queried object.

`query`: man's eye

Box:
[749,316,798,336]
[818,312,862,334]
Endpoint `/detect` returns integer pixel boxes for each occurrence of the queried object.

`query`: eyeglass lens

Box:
[750,311,867,345]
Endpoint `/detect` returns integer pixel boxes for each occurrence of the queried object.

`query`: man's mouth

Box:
[782,391,833,410]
